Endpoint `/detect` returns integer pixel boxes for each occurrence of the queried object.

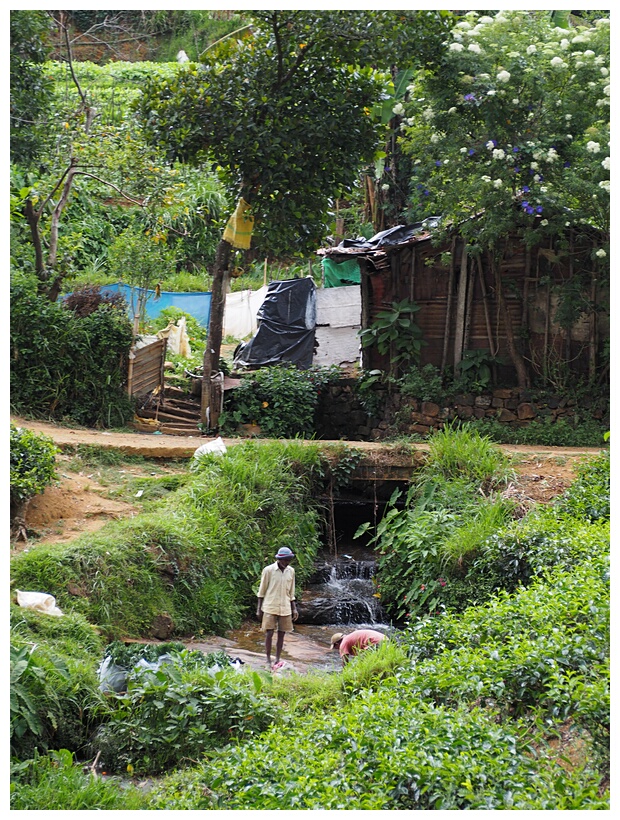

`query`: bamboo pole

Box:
[476,255,496,356]
[453,242,469,377]
[463,252,475,357]
[589,275,598,382]
[441,236,457,373]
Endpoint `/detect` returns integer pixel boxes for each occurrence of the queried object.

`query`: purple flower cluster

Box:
[521,201,544,215]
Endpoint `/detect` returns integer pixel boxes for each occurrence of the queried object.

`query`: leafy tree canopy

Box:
[400,11,610,259]
[135,10,454,256]
[10,10,54,165]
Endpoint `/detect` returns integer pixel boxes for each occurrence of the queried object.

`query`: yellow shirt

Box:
[257,562,295,616]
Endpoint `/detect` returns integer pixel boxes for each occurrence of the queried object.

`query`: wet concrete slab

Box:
[184,620,393,675]
[185,621,343,674]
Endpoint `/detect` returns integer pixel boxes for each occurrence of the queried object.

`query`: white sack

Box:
[16,590,63,616]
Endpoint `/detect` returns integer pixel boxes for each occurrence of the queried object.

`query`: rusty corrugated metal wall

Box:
[361,233,608,382]
[128,339,167,396]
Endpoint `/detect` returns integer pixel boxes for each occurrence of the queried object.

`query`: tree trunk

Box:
[23,199,45,284]
[462,251,475,357]
[11,498,31,542]
[201,238,232,429]
[476,254,495,356]
[493,254,529,388]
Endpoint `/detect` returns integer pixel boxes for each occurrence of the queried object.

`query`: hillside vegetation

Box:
[10,435,609,809]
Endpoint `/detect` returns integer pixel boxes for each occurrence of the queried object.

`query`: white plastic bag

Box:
[16,590,63,617]
[193,436,227,459]
[98,656,128,693]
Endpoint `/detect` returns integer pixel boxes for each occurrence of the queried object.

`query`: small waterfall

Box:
[297,552,385,626]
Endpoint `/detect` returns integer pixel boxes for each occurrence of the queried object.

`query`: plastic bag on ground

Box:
[16,590,64,617]
[98,656,128,693]
[193,436,227,459]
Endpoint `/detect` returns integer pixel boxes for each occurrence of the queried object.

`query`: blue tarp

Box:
[98,283,212,328]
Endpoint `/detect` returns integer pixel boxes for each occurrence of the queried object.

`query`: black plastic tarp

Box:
[233,278,317,370]
[334,218,441,251]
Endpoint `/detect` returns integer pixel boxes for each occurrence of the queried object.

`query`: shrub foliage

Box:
[10,285,134,427]
[10,423,58,506]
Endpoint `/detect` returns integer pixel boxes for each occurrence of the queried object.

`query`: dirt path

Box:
[10,415,602,460]
[11,414,601,552]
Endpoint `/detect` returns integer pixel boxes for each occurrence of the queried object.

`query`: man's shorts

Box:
[261,612,294,632]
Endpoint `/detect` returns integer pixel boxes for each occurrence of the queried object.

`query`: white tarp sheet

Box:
[224,286,269,339]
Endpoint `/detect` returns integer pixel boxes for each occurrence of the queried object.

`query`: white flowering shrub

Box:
[399,11,609,250]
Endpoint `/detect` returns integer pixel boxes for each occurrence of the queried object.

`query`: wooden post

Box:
[493,252,529,388]
[589,275,598,382]
[476,255,495,356]
[263,257,268,287]
[453,242,469,377]
[441,236,457,373]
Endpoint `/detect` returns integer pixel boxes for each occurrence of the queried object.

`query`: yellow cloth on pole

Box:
[223,198,254,250]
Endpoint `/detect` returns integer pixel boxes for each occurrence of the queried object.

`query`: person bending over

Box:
[330,628,386,666]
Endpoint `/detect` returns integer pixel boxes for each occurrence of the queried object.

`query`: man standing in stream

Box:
[256,546,298,671]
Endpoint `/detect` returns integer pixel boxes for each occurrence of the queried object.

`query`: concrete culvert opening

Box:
[295,481,409,627]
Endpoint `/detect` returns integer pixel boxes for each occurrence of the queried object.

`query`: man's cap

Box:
[275,546,295,559]
[330,632,344,649]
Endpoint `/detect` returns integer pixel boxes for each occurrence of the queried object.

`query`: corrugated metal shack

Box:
[317,221,608,386]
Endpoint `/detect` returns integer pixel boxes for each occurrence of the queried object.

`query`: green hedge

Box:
[10,285,134,427]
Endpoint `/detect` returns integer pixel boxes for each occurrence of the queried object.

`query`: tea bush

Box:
[556,450,610,522]
[459,415,608,448]
[149,688,605,810]
[402,551,609,766]
[10,424,58,506]
[468,511,609,596]
[94,651,278,775]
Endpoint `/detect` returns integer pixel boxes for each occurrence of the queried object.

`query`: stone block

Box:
[457,405,474,418]
[491,397,505,408]
[517,403,536,420]
[498,408,518,422]
[474,394,492,408]
[474,407,486,419]
[454,393,474,406]
[421,401,440,417]
[492,388,513,399]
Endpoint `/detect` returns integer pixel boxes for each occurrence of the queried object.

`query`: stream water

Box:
[192,547,393,673]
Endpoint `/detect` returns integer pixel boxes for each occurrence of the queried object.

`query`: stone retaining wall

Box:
[316,380,609,441]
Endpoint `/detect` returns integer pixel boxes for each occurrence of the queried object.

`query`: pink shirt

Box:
[339,629,385,657]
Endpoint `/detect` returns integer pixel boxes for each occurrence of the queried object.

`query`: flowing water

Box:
[190,547,393,673]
